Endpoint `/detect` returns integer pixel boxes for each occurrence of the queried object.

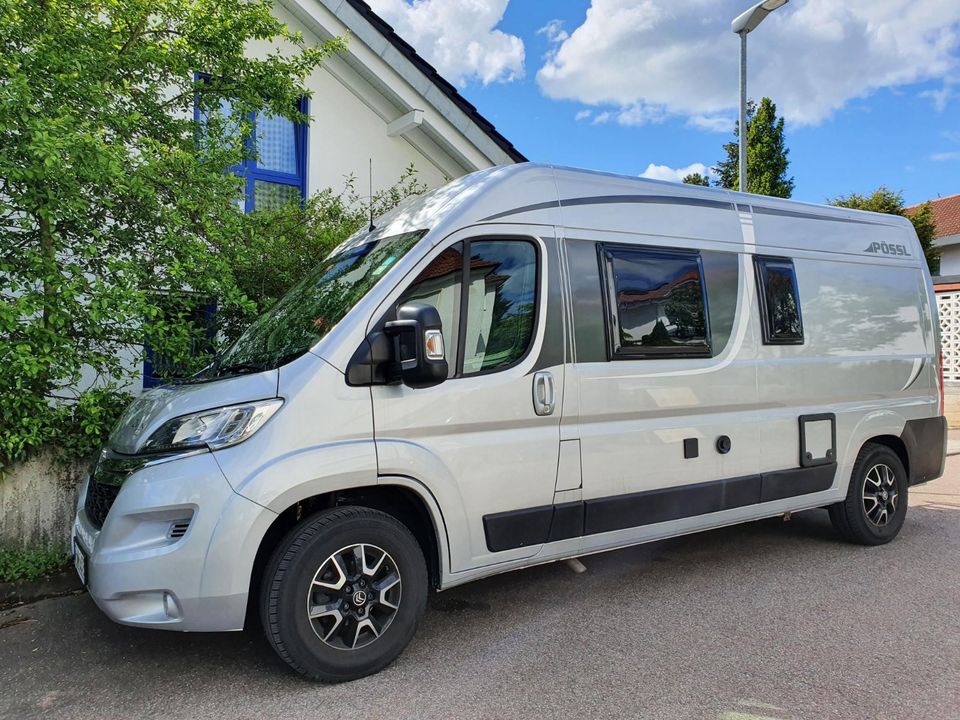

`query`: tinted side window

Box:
[755,256,803,344]
[601,246,711,358]
[462,241,538,375]
[397,242,463,371]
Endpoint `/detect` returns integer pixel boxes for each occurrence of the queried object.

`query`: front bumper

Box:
[73,449,275,632]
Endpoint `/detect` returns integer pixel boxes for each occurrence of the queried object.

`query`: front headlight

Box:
[141,399,284,453]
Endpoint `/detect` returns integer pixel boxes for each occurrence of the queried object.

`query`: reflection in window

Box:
[462,241,537,374]
[218,230,426,371]
[397,243,463,369]
[603,246,710,358]
[755,257,803,344]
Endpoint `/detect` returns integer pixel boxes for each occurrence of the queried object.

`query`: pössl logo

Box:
[864,241,909,257]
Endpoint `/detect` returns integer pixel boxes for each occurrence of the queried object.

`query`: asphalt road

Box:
[3,460,960,720]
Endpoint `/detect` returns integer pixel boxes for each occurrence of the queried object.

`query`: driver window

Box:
[395,239,537,378]
[396,242,462,372]
[461,241,537,375]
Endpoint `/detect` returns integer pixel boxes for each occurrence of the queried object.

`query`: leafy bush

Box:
[219,166,428,342]
[0,0,343,468]
[0,544,69,584]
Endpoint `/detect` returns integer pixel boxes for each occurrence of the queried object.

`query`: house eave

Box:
[278,0,525,171]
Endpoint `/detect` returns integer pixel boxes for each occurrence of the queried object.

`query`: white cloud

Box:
[639,162,712,183]
[921,76,958,110]
[921,86,952,111]
[615,103,667,126]
[367,0,524,86]
[588,104,667,126]
[537,19,569,45]
[574,109,593,121]
[687,115,732,133]
[931,151,960,161]
[536,0,960,126]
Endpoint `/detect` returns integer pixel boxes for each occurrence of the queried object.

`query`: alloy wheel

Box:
[306,543,402,650]
[862,463,899,528]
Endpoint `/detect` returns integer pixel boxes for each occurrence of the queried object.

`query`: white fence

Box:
[937,291,960,382]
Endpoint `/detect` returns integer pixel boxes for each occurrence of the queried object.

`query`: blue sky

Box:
[368,0,960,206]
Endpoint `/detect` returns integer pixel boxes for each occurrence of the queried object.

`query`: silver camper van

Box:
[73,164,946,681]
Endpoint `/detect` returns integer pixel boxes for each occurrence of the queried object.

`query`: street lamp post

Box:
[731,0,788,193]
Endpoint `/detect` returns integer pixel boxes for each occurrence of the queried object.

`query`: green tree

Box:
[714,97,794,198]
[0,0,343,466]
[831,188,940,274]
[682,173,710,187]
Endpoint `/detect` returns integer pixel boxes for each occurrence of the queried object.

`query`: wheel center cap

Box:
[880,490,889,501]
[352,590,368,607]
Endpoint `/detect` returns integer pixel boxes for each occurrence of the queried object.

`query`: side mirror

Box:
[384,303,448,389]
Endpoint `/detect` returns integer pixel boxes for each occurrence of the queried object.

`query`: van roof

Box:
[370,163,912,245]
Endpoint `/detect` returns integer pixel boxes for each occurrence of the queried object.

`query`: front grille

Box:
[84,477,121,529]
[83,450,148,529]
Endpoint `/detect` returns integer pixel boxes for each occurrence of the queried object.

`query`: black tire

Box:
[261,506,428,682]
[829,443,908,545]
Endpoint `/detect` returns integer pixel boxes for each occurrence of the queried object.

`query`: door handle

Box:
[532,371,556,416]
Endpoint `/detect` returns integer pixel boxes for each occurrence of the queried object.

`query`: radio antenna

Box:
[368,158,375,231]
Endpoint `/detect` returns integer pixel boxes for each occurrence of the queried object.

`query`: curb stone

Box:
[0,567,84,611]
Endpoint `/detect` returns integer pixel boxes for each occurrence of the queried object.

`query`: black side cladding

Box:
[482,463,838,552]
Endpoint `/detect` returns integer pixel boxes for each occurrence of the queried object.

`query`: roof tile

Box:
[907,193,960,239]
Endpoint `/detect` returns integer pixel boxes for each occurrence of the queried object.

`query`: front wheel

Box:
[829,443,908,545]
[261,506,428,682]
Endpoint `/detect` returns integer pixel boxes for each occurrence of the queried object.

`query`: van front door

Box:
[370,228,567,572]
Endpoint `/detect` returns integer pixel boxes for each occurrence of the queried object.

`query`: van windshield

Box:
[212,229,427,375]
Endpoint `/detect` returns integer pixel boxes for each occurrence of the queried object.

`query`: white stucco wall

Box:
[937,235,960,276]
[248,1,487,198]
[303,64,449,193]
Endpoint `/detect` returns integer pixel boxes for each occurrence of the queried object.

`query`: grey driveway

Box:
[2,458,959,720]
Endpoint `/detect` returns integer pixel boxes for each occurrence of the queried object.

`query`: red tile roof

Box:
[907,193,960,239]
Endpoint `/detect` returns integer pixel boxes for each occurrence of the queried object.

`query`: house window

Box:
[196,89,308,212]
[754,256,803,344]
[247,106,307,211]
[601,245,711,359]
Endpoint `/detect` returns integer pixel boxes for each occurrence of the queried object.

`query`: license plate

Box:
[74,540,88,587]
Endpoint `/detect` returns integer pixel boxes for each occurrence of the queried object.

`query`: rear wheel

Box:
[829,443,908,545]
[261,506,428,682]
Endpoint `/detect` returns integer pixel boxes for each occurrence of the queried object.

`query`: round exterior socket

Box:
[716,435,732,454]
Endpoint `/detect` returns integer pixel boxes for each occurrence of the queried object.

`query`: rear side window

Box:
[600,245,711,359]
[754,256,803,344]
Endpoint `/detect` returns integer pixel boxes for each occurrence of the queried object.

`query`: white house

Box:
[912,194,960,426]
[242,0,524,209]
